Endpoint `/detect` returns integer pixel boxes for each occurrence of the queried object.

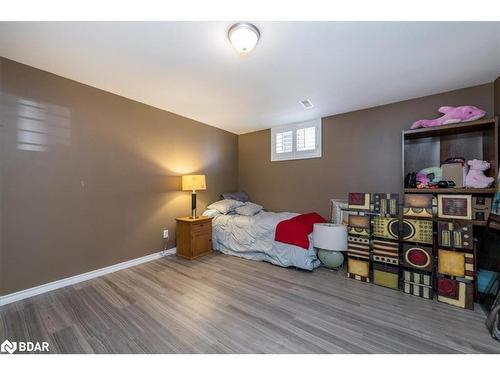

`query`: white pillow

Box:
[202,209,221,218]
[207,199,245,214]
[235,202,263,216]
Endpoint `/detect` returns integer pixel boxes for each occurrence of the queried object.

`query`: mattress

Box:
[209,211,320,270]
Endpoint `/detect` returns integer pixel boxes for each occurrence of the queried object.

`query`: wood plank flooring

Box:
[1,253,499,353]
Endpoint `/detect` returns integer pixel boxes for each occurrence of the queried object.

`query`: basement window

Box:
[271,119,322,161]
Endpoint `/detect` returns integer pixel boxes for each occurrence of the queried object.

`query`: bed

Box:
[206,210,321,271]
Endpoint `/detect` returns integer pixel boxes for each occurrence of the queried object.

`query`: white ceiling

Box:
[1,22,499,134]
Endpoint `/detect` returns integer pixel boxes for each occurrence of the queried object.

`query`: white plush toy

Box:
[465,159,494,188]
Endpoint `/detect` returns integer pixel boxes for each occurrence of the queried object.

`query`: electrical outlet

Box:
[162,229,169,239]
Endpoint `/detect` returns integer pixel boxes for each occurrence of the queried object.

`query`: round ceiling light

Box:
[228,22,260,54]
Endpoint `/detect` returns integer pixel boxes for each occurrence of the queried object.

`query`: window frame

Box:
[271,119,322,161]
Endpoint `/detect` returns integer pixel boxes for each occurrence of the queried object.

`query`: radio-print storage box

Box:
[402,244,433,272]
[403,270,433,299]
[347,257,370,283]
[437,222,473,250]
[373,217,433,244]
[403,194,435,218]
[437,195,472,220]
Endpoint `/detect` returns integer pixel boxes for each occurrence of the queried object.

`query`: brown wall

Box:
[495,76,500,116]
[239,84,494,219]
[0,58,238,295]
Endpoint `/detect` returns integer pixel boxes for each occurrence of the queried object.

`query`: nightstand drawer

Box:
[192,221,211,234]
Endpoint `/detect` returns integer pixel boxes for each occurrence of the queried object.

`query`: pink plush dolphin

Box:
[411,105,486,129]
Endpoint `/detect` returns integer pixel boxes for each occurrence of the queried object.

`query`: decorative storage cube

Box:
[437,194,472,220]
[437,249,474,280]
[372,193,399,216]
[402,244,433,272]
[403,194,435,218]
[372,239,399,265]
[373,263,399,290]
[437,222,473,250]
[437,277,474,310]
[403,270,433,299]
[373,217,433,244]
[347,236,370,260]
[347,257,370,283]
[348,193,371,211]
[347,214,371,237]
[472,197,492,222]
[372,217,399,241]
[402,219,433,244]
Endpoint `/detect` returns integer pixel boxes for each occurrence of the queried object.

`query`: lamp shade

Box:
[182,175,206,191]
[313,223,347,251]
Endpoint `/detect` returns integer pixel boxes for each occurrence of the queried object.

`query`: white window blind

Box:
[275,130,293,154]
[271,119,322,161]
[296,126,316,151]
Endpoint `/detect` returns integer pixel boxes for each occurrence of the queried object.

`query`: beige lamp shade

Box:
[182,175,206,191]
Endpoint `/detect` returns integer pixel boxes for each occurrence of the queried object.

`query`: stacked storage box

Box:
[371,193,400,290]
[401,194,435,299]
[346,193,372,283]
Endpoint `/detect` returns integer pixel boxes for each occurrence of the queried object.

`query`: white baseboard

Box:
[0,247,176,307]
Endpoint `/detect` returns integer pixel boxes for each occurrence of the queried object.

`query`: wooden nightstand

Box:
[175,216,213,260]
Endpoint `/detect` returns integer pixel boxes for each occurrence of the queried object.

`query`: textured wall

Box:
[0,58,238,294]
[239,83,494,218]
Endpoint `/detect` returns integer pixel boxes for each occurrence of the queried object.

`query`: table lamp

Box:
[182,175,206,218]
[313,223,348,269]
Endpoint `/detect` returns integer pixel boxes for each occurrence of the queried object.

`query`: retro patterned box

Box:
[402,244,433,272]
[437,277,473,310]
[437,194,472,220]
[373,217,433,244]
[373,263,399,290]
[403,270,434,299]
[372,239,399,265]
[372,217,399,241]
[437,222,473,250]
[437,249,474,280]
[348,214,371,237]
[347,236,370,260]
[372,193,399,217]
[347,257,370,283]
[472,196,492,222]
[403,194,435,218]
[348,193,371,211]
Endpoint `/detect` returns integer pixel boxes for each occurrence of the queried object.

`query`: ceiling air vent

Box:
[300,99,314,109]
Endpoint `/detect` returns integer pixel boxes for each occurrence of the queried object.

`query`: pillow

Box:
[202,209,221,218]
[207,199,245,214]
[234,202,263,216]
[221,191,249,203]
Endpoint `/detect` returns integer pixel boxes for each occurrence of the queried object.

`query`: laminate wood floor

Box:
[1,253,499,354]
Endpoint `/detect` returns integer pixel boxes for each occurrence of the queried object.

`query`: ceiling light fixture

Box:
[228,22,260,54]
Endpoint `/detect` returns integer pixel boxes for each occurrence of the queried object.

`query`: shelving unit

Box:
[404,188,496,194]
[402,117,498,184]
[401,117,498,309]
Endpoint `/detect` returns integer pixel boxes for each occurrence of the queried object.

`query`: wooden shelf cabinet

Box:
[401,117,498,308]
[402,117,498,184]
[176,216,213,260]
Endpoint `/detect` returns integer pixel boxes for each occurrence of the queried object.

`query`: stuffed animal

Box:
[465,159,494,188]
[411,105,486,129]
[416,166,443,187]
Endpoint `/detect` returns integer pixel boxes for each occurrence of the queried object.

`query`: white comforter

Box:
[210,211,320,270]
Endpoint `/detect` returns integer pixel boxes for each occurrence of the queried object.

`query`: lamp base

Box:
[317,249,345,270]
[191,191,197,219]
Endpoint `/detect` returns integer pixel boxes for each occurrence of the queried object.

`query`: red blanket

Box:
[275,213,326,250]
